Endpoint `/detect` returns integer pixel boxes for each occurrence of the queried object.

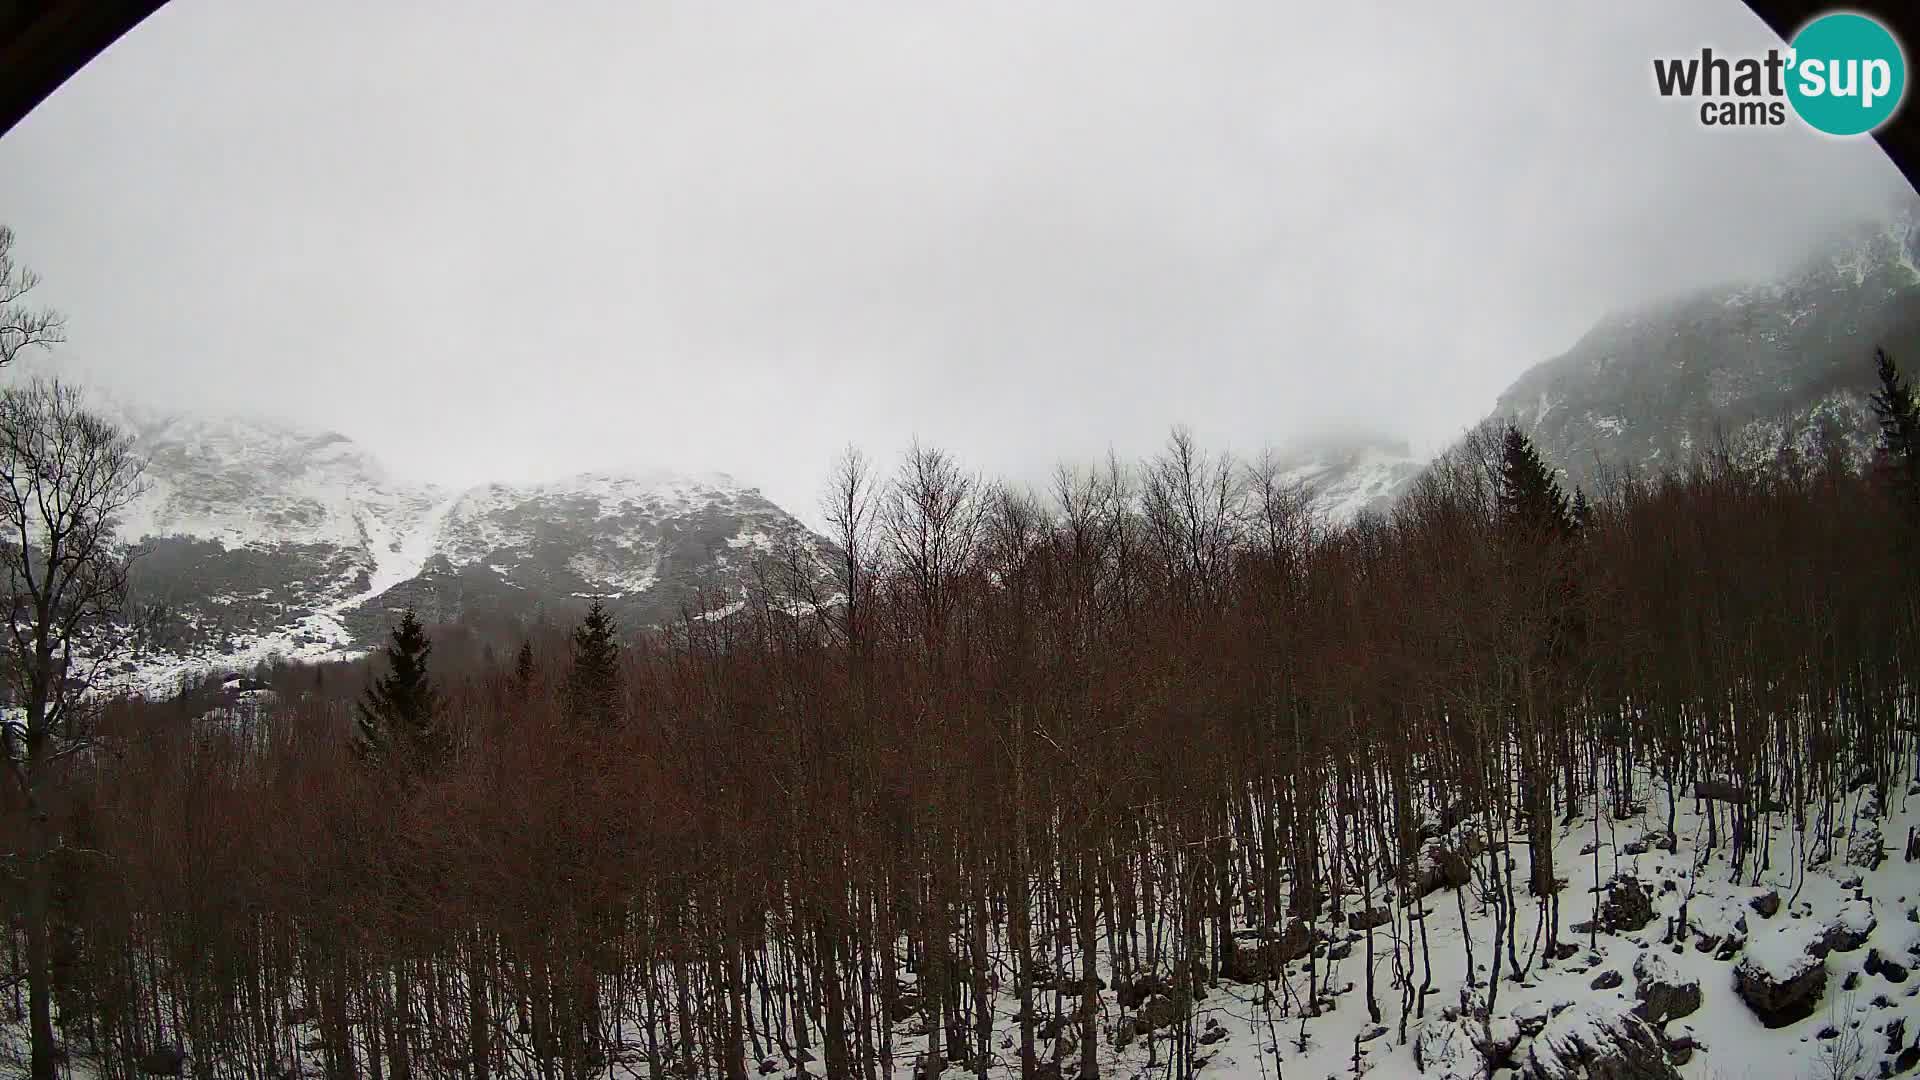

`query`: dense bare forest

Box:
[3,355,1918,1080]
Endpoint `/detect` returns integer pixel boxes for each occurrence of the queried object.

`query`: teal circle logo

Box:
[1786,13,1906,136]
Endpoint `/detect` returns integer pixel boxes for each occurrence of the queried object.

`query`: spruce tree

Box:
[567,601,622,728]
[1569,487,1594,532]
[514,639,536,686]
[1497,425,1572,539]
[1870,347,1920,493]
[356,608,445,773]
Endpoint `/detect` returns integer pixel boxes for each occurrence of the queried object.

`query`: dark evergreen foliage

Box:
[514,639,536,686]
[1870,347,1920,494]
[566,601,621,728]
[1497,425,1573,540]
[355,608,445,773]
[1570,487,1593,532]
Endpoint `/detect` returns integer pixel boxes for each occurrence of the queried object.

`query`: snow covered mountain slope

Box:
[1259,205,1920,525]
[1493,202,1920,492]
[334,469,833,646]
[50,393,833,692]
[1273,436,1427,524]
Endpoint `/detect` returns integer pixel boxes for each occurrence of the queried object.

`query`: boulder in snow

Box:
[1734,921,1829,1028]
[1347,906,1392,932]
[1138,991,1185,1032]
[1599,875,1654,934]
[1517,1003,1680,1080]
[1866,947,1910,984]
[1413,1015,1487,1080]
[1819,898,1875,953]
[1631,951,1701,1025]
[1414,998,1517,1080]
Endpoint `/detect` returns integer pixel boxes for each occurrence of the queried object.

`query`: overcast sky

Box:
[0,0,1913,520]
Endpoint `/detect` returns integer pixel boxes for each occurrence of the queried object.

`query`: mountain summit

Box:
[78,401,832,691]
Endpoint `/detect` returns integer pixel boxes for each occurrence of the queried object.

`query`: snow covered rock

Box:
[1599,875,1654,933]
[1138,992,1185,1032]
[1866,947,1910,983]
[1347,906,1392,932]
[1660,1020,1704,1066]
[1819,897,1876,953]
[1221,922,1312,982]
[1735,920,1830,1028]
[1414,997,1518,1080]
[1410,839,1473,898]
[1413,1014,1488,1080]
[1630,951,1700,1025]
[1847,823,1887,869]
[1113,971,1167,1010]
[1517,1003,1680,1080]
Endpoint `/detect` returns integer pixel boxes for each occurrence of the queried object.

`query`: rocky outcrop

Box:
[1599,876,1654,934]
[1517,1005,1681,1080]
[1734,922,1830,1028]
[1631,951,1701,1026]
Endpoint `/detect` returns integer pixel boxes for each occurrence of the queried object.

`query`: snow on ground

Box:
[837,779,1920,1080]
[8,771,1919,1079]
[575,775,1919,1080]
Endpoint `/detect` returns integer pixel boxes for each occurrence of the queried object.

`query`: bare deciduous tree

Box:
[0,378,146,1080]
[0,229,64,369]
[822,444,879,650]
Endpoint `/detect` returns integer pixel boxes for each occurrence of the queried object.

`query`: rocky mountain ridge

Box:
[40,389,835,692]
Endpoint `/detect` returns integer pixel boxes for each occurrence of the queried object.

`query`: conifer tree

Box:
[1870,347,1920,494]
[515,639,536,686]
[567,601,622,728]
[1497,425,1572,539]
[356,608,445,773]
[1570,487,1593,532]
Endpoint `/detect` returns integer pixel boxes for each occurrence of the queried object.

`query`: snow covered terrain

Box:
[818,777,1920,1080]
[10,765,1915,1079]
[726,780,1915,1080]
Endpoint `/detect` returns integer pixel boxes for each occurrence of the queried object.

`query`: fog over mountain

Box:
[0,0,1913,528]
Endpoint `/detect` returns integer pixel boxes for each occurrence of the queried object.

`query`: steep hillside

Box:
[45,396,836,692]
[1495,206,1920,491]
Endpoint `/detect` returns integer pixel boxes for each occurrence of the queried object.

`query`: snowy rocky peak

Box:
[114,408,444,553]
[81,398,831,690]
[398,467,832,630]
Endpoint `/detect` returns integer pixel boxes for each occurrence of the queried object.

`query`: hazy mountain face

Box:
[85,400,832,690]
[1269,438,1426,524]
[1494,208,1920,493]
[1302,203,1920,513]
